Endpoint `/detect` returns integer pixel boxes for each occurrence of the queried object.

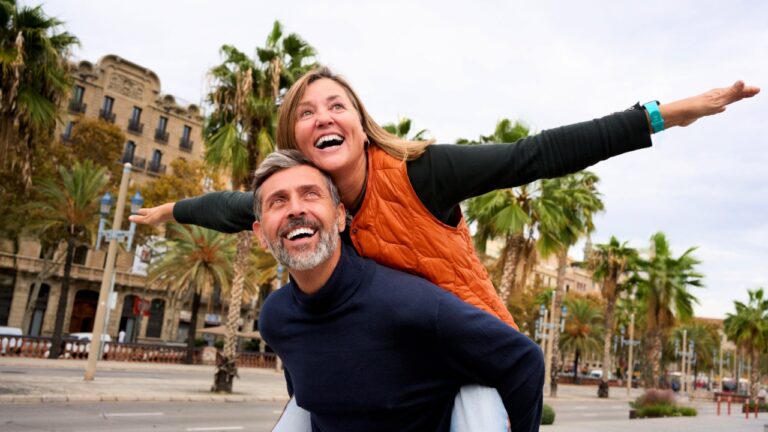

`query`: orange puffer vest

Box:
[349,146,518,329]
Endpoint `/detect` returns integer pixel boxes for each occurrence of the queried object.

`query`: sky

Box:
[34,0,767,319]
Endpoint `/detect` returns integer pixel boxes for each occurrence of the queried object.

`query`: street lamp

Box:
[541,298,568,393]
[85,163,141,381]
[624,287,638,396]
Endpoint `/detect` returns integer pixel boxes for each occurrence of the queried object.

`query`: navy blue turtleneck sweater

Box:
[259,244,544,432]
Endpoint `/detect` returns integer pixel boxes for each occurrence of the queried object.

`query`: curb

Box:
[0,394,290,405]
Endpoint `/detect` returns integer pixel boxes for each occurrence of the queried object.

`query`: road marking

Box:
[583,413,599,417]
[573,405,588,410]
[104,412,164,417]
[186,427,244,431]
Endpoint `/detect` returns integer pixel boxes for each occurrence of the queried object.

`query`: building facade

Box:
[0,55,243,346]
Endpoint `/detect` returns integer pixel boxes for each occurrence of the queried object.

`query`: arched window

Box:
[0,271,14,326]
[145,299,165,338]
[119,294,138,342]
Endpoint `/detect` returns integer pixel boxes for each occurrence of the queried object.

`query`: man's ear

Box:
[336,203,346,232]
[252,221,269,249]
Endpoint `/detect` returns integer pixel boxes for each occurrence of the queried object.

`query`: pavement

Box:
[0,357,289,404]
[2,358,767,431]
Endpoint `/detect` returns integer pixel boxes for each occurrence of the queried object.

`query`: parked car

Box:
[0,326,23,355]
[65,332,112,356]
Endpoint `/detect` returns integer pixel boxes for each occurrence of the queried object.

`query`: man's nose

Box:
[286,197,306,217]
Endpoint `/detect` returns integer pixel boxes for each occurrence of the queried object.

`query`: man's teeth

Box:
[286,227,315,240]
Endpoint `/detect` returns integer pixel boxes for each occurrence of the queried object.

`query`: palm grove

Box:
[3,0,766,397]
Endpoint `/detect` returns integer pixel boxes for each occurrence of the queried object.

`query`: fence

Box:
[0,334,276,369]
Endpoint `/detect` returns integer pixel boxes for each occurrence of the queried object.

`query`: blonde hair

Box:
[277,67,434,161]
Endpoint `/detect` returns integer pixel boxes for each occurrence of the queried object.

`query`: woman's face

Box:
[293,78,367,177]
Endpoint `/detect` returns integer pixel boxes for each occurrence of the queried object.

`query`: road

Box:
[1,401,285,432]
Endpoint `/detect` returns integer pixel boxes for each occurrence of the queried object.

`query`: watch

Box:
[643,100,664,134]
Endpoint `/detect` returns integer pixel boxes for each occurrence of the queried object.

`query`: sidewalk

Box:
[0,357,290,404]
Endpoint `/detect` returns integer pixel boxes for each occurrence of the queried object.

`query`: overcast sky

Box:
[35,0,767,319]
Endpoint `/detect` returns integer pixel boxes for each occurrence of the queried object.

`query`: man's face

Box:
[252,165,345,271]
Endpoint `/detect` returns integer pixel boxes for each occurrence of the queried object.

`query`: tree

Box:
[68,118,125,187]
[559,296,604,383]
[382,117,430,141]
[203,22,316,393]
[635,232,703,389]
[28,160,108,358]
[538,171,603,397]
[589,236,638,398]
[462,120,560,300]
[724,288,768,398]
[0,0,79,189]
[148,224,235,365]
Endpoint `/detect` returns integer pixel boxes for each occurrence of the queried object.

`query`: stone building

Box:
[0,55,235,346]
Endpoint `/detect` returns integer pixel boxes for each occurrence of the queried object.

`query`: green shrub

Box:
[214,340,224,350]
[631,389,697,418]
[193,337,207,348]
[678,406,697,416]
[741,402,768,413]
[541,403,555,425]
[636,403,676,418]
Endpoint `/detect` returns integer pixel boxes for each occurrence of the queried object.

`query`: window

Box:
[145,299,165,338]
[73,85,85,103]
[130,107,142,123]
[155,116,169,143]
[182,125,191,141]
[151,149,162,168]
[0,272,13,326]
[122,141,136,163]
[157,116,168,133]
[62,121,75,141]
[180,125,193,151]
[102,96,114,114]
[27,283,50,336]
[72,245,89,265]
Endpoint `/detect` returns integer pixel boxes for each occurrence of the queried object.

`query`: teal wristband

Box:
[643,101,664,134]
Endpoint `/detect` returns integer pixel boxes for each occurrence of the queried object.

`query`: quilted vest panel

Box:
[349,146,518,329]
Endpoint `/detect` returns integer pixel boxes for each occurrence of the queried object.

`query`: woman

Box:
[131,68,757,430]
[132,67,757,327]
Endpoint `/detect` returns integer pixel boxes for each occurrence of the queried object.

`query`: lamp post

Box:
[84,163,142,381]
[541,297,567,393]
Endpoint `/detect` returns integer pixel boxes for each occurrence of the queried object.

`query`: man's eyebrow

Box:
[297,95,342,108]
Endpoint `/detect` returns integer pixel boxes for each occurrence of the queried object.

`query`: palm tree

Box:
[560,296,604,384]
[724,288,768,398]
[28,160,108,358]
[0,0,79,189]
[462,120,561,301]
[382,117,430,141]
[204,23,316,392]
[538,171,603,397]
[589,237,638,398]
[148,224,235,365]
[635,232,703,389]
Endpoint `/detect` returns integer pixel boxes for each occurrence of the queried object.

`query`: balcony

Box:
[132,157,146,170]
[67,99,87,114]
[179,137,194,153]
[147,162,166,176]
[154,129,169,144]
[99,109,116,123]
[127,119,144,135]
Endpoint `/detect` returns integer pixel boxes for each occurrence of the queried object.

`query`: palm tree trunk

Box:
[49,237,75,359]
[213,231,251,393]
[644,329,663,389]
[549,249,568,397]
[750,347,760,398]
[598,285,617,398]
[574,348,580,384]
[498,233,524,302]
[185,288,201,365]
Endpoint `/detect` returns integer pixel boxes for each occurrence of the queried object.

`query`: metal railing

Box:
[147,163,167,176]
[179,138,193,152]
[99,109,116,123]
[68,100,87,114]
[154,129,169,144]
[127,119,144,134]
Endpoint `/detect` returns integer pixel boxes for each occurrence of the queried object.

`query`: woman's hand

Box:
[128,202,176,225]
[660,80,760,129]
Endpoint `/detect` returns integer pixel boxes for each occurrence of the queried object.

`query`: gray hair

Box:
[251,150,341,221]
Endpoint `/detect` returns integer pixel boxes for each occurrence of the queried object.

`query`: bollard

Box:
[755,399,759,419]
[717,396,721,416]
[747,399,751,420]
[728,396,732,416]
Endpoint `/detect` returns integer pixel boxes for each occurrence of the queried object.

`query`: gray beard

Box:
[267,222,339,271]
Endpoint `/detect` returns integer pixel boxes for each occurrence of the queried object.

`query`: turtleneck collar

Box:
[288,242,372,313]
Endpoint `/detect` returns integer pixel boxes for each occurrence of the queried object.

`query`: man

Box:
[253,150,544,431]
